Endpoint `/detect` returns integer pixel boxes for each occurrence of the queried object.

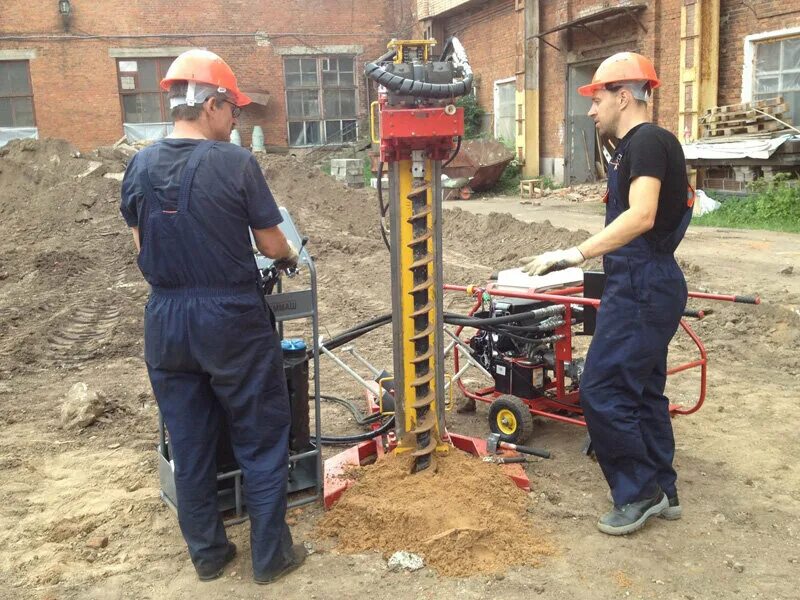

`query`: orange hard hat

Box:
[160,49,251,106]
[577,52,660,97]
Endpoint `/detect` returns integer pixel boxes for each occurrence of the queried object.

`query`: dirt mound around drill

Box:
[316,449,553,576]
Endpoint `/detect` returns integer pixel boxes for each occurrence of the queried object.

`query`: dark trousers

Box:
[580,254,686,506]
[146,291,294,577]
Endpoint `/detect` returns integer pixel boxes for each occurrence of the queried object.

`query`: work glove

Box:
[273,241,299,271]
[520,247,585,277]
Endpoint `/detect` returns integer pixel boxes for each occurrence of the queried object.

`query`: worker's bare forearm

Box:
[577,208,654,260]
[131,227,141,253]
[252,225,291,259]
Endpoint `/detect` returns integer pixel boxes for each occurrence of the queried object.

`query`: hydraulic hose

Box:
[320,415,396,445]
[314,305,568,358]
[321,394,382,426]
[444,304,565,326]
[442,136,462,168]
[376,160,391,251]
[364,36,473,99]
[313,314,393,358]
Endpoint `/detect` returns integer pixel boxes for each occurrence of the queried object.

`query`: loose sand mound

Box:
[316,449,553,576]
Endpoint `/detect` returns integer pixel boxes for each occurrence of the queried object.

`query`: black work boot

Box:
[196,542,237,581]
[254,543,307,585]
[607,489,682,520]
[597,490,668,536]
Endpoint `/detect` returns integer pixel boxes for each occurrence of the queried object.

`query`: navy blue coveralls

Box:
[580,128,692,507]
[121,139,294,578]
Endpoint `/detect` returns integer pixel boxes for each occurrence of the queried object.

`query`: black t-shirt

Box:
[615,123,689,242]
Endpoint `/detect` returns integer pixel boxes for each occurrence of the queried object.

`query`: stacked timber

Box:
[699,96,794,140]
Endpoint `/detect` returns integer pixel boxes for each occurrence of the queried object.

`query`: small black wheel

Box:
[488,395,534,445]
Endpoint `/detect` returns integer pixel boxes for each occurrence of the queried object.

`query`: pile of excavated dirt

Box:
[257,153,593,268]
[0,139,144,375]
[1,139,794,376]
[316,449,553,576]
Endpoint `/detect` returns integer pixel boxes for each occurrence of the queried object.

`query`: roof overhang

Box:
[530,4,648,52]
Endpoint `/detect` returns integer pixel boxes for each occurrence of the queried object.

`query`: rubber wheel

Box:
[488,395,534,445]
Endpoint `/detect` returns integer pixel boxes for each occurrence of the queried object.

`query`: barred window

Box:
[285,56,357,146]
[116,58,173,124]
[0,61,35,128]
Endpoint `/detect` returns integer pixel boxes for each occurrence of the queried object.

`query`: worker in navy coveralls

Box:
[120,49,306,582]
[520,52,692,535]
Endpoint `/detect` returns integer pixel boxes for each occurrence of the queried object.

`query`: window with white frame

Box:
[0,60,35,128]
[753,36,800,127]
[494,78,516,144]
[284,56,357,146]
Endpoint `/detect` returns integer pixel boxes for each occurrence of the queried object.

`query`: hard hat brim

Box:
[577,78,661,97]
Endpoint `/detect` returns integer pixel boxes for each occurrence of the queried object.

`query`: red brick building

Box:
[419,0,800,184]
[0,0,416,151]
[2,1,799,187]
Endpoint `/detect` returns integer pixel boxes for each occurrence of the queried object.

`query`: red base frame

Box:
[323,433,530,509]
[323,383,530,509]
[444,282,712,428]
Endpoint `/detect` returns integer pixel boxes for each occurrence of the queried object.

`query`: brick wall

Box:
[537,1,677,160]
[5,1,796,157]
[0,0,417,151]
[419,0,475,19]
[719,1,800,107]
[441,0,520,134]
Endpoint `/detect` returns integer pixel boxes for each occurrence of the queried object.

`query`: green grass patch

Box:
[363,156,373,187]
[455,94,486,139]
[693,175,800,233]
[496,158,522,194]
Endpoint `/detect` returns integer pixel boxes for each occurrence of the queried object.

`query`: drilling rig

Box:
[365,38,473,472]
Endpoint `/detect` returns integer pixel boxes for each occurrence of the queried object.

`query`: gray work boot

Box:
[660,493,682,520]
[607,489,682,520]
[598,490,668,536]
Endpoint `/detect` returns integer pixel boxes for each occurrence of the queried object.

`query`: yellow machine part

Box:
[394,159,448,458]
[388,39,437,64]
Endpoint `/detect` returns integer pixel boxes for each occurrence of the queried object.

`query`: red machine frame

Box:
[444,282,759,427]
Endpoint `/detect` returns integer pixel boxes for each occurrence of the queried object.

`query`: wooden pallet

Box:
[702,120,791,137]
[703,96,784,116]
[700,104,788,125]
[699,96,793,139]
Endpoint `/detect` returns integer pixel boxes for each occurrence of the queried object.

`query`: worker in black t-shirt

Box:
[520,52,693,535]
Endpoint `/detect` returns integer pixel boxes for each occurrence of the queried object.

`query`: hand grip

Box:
[682,309,705,319]
[505,443,551,459]
[734,295,760,305]
[497,456,529,464]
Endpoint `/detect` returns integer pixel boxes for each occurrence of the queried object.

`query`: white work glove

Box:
[520,247,585,276]
[273,241,299,271]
